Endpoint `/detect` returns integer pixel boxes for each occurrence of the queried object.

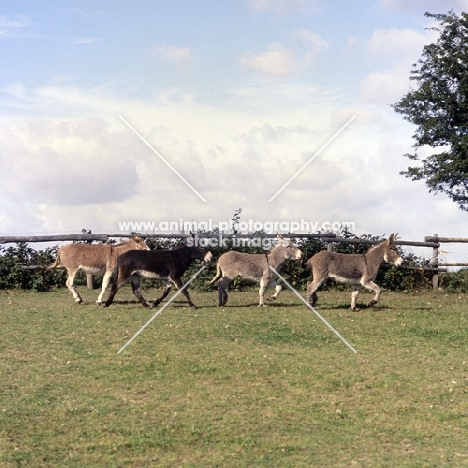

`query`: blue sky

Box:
[0,0,440,111]
[0,1,433,98]
[1,0,468,264]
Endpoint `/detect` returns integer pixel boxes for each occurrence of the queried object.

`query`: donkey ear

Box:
[388,233,397,243]
[276,233,284,240]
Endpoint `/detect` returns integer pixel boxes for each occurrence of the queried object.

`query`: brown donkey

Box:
[48,234,149,304]
[306,234,403,311]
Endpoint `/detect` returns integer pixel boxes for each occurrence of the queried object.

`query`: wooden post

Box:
[84,229,95,289]
[86,274,95,290]
[431,234,439,292]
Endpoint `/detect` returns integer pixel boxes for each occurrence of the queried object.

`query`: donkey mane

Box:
[365,242,386,257]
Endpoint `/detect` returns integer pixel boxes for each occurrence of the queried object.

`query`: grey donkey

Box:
[306,234,403,311]
[209,235,303,307]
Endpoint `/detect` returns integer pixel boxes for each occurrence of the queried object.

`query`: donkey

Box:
[104,245,213,309]
[306,234,403,311]
[208,235,303,307]
[47,234,149,304]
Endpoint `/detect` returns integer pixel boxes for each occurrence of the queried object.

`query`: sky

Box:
[1,0,468,264]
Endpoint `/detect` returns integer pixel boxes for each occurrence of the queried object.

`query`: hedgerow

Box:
[0,231,457,293]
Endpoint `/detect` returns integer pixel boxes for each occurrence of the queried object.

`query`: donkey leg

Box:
[153,282,173,307]
[218,277,231,307]
[351,287,361,312]
[130,276,152,308]
[171,277,196,308]
[306,279,323,307]
[258,278,268,307]
[267,280,282,301]
[103,275,128,308]
[96,270,113,305]
[66,270,83,304]
[363,281,381,308]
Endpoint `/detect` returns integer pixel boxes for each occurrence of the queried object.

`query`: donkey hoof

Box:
[351,307,361,312]
[307,298,317,307]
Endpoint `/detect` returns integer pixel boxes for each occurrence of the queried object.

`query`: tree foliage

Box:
[393,11,468,210]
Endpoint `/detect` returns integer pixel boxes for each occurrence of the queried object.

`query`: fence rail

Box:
[425,236,468,243]
[0,232,337,244]
[0,234,108,244]
[322,237,439,248]
[422,234,468,290]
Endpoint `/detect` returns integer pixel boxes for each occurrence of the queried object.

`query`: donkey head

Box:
[276,234,303,260]
[191,246,213,264]
[383,233,403,266]
[203,250,213,263]
[130,234,150,250]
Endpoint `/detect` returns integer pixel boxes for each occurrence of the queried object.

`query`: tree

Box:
[392,11,468,211]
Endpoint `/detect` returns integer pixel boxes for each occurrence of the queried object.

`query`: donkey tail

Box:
[207,263,222,285]
[46,252,63,271]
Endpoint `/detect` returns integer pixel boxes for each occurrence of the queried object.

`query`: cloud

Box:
[0,14,36,38]
[361,26,439,104]
[70,37,99,45]
[240,43,299,75]
[240,32,327,76]
[0,14,32,29]
[149,44,192,67]
[0,79,465,246]
[360,64,413,104]
[379,0,468,13]
[0,118,140,206]
[295,29,328,61]
[367,27,432,63]
[245,0,322,13]
[0,80,343,232]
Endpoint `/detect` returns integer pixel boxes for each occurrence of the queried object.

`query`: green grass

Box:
[1,286,468,467]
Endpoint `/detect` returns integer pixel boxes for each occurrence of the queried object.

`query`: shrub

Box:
[439,268,468,293]
[0,243,66,291]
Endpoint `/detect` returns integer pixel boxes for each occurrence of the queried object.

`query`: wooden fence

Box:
[0,232,336,244]
[424,235,468,290]
[2,231,467,291]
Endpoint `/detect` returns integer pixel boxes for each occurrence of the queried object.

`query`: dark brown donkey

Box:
[306,234,403,311]
[104,245,212,309]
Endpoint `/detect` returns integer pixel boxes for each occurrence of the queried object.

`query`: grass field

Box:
[1,285,468,467]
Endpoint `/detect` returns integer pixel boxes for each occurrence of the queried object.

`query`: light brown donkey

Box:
[306,234,403,311]
[48,234,149,304]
